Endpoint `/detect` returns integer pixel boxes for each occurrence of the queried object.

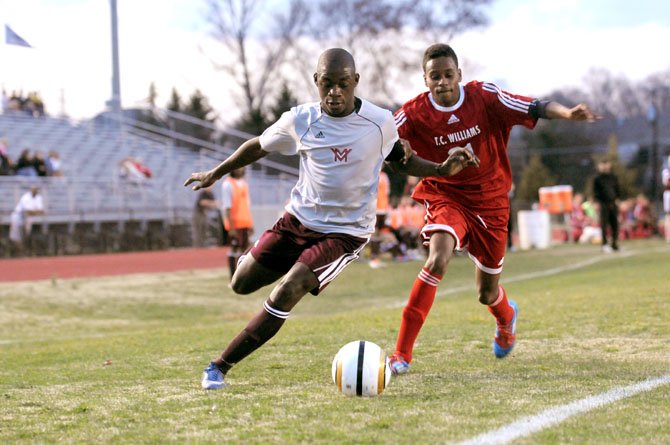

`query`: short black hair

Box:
[422,43,458,72]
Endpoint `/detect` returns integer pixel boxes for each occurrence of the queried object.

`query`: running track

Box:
[0,248,229,282]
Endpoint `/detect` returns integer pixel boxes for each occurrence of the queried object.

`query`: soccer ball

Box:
[331,340,392,396]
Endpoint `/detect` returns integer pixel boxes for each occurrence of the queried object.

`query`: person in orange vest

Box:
[221,167,254,280]
[369,169,391,268]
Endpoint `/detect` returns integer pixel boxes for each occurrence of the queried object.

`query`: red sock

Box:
[487,286,514,326]
[395,267,442,363]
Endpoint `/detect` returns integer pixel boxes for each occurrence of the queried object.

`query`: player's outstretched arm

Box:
[183,137,268,191]
[545,102,601,122]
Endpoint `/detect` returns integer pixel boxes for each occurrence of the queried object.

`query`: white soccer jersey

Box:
[259,99,399,237]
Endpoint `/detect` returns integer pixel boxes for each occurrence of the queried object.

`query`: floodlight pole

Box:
[109,0,122,115]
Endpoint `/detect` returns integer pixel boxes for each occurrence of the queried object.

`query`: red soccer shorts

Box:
[419,200,508,274]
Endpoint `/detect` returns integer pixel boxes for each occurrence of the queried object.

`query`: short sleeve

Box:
[259,110,299,155]
[480,82,537,130]
[394,106,415,140]
[380,111,400,158]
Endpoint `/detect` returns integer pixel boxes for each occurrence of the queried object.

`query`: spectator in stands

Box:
[1,90,8,114]
[33,150,48,177]
[192,185,219,247]
[0,137,13,175]
[119,157,152,183]
[221,167,254,280]
[14,149,37,176]
[576,194,601,244]
[632,193,654,237]
[46,150,63,176]
[570,193,587,242]
[663,154,670,243]
[7,92,22,113]
[592,159,621,253]
[27,92,45,117]
[617,198,635,240]
[9,186,45,256]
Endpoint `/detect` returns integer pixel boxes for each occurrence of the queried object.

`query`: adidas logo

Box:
[315,131,325,139]
[447,114,460,124]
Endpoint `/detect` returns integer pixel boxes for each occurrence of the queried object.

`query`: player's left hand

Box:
[569,104,601,122]
[438,144,480,176]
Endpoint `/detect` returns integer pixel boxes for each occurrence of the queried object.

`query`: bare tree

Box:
[307,0,493,104]
[583,68,645,119]
[205,0,310,118]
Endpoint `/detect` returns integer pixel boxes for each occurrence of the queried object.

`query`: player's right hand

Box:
[183,170,217,190]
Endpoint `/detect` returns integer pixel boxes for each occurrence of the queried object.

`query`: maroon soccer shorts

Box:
[250,212,369,294]
[419,200,508,274]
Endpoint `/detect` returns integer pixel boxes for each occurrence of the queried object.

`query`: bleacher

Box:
[0,113,298,257]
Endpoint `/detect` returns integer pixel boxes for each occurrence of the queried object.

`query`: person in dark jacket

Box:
[593,159,621,252]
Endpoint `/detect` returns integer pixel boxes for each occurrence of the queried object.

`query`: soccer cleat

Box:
[493,300,518,359]
[202,362,227,390]
[388,354,410,375]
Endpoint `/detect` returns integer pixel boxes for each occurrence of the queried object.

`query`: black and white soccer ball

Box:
[331,340,392,396]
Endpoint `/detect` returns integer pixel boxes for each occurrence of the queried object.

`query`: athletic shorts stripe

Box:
[421,223,462,250]
[314,243,366,289]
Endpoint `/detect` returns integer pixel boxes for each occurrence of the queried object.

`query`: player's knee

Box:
[477,286,498,305]
[271,280,308,311]
[230,275,256,295]
[424,252,449,276]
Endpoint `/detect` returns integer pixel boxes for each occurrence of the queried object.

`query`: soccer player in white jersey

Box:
[184,48,479,389]
[388,43,600,375]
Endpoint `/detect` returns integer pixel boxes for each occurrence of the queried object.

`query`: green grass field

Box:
[1,239,669,444]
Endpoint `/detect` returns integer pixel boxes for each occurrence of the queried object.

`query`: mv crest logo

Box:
[331,147,352,162]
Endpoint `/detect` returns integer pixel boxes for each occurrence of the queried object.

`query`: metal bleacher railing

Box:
[0,110,299,254]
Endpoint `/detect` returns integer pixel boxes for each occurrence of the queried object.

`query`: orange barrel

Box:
[555,185,573,213]
[538,186,560,214]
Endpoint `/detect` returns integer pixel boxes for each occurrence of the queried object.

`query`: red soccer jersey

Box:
[395,81,538,216]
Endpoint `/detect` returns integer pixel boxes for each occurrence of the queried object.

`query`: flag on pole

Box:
[5,24,32,48]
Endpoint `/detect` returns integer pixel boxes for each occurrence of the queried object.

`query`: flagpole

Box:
[109,0,122,114]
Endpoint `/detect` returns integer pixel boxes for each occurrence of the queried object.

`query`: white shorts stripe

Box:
[420,223,462,251]
[315,243,366,289]
[467,251,504,275]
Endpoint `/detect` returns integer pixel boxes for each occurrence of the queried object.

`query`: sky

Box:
[1,0,670,123]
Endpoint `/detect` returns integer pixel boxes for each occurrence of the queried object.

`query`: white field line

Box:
[456,374,670,445]
[385,249,638,309]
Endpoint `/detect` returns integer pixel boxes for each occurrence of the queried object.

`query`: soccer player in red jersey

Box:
[389,43,599,374]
